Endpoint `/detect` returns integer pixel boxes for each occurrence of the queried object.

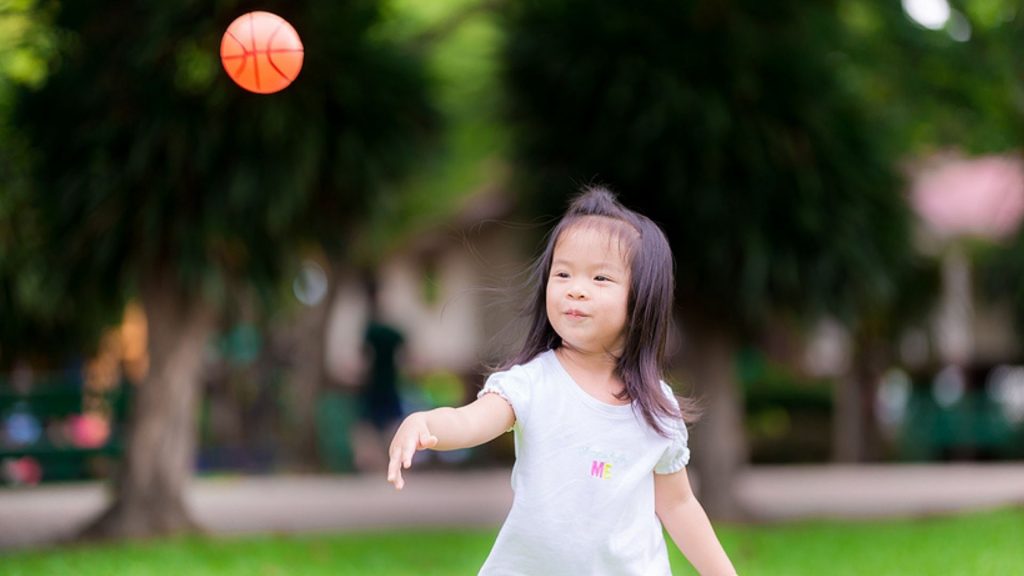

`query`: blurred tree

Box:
[837,0,1024,157]
[285,0,507,475]
[980,232,1024,344]
[0,0,56,105]
[502,0,914,518]
[842,0,1024,461]
[352,0,511,261]
[0,0,83,366]
[920,4,1024,353]
[831,0,1023,461]
[834,257,938,462]
[9,0,434,539]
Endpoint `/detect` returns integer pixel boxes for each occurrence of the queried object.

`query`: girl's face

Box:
[546,223,631,357]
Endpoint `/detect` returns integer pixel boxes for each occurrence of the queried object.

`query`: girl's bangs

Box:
[557,215,641,266]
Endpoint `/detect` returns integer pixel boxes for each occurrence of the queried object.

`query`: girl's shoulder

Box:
[480,350,554,426]
[490,349,550,383]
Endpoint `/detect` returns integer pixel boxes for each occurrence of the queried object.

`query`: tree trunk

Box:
[681,320,748,521]
[80,274,215,540]
[859,338,889,461]
[832,372,864,462]
[833,332,888,462]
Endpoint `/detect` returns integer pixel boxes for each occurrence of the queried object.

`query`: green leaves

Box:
[503,0,915,329]
[2,0,435,359]
[839,0,1024,156]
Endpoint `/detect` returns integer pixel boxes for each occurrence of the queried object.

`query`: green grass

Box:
[4,508,1022,575]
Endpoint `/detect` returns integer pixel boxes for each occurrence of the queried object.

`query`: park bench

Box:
[0,374,129,484]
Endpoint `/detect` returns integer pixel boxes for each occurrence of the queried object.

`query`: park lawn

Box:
[4,507,1022,575]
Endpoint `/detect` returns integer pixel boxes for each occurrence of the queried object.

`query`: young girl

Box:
[387,187,737,575]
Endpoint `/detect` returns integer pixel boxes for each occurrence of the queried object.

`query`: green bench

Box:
[0,375,129,483]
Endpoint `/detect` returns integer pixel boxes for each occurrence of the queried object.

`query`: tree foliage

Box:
[9,0,435,329]
[2,0,437,537]
[979,235,1024,335]
[0,0,83,364]
[837,0,1024,157]
[841,0,1024,340]
[502,0,913,329]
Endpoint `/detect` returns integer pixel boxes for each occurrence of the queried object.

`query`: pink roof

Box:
[909,153,1024,240]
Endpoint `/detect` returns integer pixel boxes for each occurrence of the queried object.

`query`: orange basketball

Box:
[221,11,303,94]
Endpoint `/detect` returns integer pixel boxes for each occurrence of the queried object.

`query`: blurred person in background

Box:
[352,275,408,472]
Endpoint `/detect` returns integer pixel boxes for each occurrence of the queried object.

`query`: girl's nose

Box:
[568,284,587,299]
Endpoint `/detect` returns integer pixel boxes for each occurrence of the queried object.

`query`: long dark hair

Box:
[498,185,697,436]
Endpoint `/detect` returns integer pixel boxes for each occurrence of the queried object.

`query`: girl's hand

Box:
[387,412,439,490]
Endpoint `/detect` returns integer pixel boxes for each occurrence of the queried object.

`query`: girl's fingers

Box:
[390,453,406,490]
[419,432,438,449]
[387,448,403,488]
[387,427,438,489]
[388,439,411,488]
[403,436,418,468]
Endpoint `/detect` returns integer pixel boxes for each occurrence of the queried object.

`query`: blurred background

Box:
[1,0,1023,573]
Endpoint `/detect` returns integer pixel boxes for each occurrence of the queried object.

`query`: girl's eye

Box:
[594,275,610,282]
[554,272,569,278]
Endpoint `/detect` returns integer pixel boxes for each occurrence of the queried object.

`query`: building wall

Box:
[324,217,529,385]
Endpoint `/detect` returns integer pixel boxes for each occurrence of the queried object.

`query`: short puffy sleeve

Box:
[654,381,691,474]
[477,364,531,431]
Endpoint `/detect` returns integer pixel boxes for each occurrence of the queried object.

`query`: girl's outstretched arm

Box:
[387,393,515,490]
[654,468,738,576]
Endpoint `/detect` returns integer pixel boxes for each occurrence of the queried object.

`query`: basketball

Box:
[220,11,303,94]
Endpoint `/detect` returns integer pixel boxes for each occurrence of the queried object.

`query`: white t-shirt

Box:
[476,348,690,576]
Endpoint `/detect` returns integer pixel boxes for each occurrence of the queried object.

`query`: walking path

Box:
[1,464,1023,550]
